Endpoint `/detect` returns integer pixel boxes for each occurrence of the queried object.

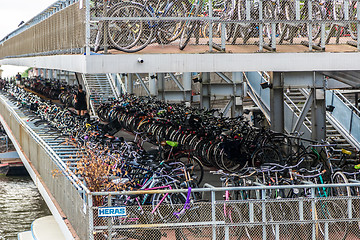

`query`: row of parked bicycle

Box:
[2,82,360,240]
[90,0,359,53]
[97,95,355,173]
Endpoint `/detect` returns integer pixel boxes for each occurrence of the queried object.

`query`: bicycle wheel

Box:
[157,0,191,44]
[242,202,263,239]
[262,0,275,41]
[296,152,319,170]
[317,200,348,240]
[217,203,245,239]
[151,190,187,223]
[308,1,323,41]
[348,0,358,40]
[106,2,154,52]
[277,0,295,41]
[261,132,292,162]
[174,153,204,185]
[332,171,351,197]
[267,201,296,240]
[251,146,283,167]
[179,17,198,50]
[220,147,247,173]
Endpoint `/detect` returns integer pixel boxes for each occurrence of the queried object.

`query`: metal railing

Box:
[245,71,312,138]
[0,93,90,239]
[88,182,360,240]
[326,89,360,149]
[1,0,360,58]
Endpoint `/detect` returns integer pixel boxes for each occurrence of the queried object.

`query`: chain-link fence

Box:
[88,0,360,53]
[89,183,360,240]
[0,1,85,59]
[1,0,360,58]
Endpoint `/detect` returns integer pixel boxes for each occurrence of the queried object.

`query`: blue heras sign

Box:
[98,207,126,217]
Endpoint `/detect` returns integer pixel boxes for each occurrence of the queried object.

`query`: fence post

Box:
[262,189,266,240]
[211,190,217,240]
[221,23,226,50]
[307,0,313,51]
[208,0,213,52]
[357,0,360,50]
[311,187,316,239]
[85,0,91,55]
[88,194,94,240]
[258,0,263,51]
[107,194,113,240]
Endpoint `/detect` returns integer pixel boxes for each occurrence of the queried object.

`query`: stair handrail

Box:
[107,73,120,100]
[333,89,360,117]
[302,88,360,150]
[81,74,96,116]
[243,72,271,121]
[283,92,312,127]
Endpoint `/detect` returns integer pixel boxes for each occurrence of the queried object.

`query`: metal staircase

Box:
[284,88,355,150]
[81,74,120,115]
[245,72,360,152]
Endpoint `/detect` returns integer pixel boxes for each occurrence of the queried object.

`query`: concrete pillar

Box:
[232,72,244,117]
[270,72,284,133]
[125,73,133,94]
[44,69,48,79]
[37,68,41,78]
[201,72,211,110]
[149,73,158,97]
[183,72,192,105]
[157,73,165,100]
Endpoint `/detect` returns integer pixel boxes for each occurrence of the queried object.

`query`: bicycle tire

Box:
[179,19,197,50]
[151,190,187,223]
[157,0,191,44]
[251,146,283,167]
[217,203,245,239]
[174,153,204,185]
[267,201,296,240]
[308,1,323,41]
[296,152,319,170]
[317,200,348,240]
[348,0,358,40]
[332,171,351,197]
[106,2,154,53]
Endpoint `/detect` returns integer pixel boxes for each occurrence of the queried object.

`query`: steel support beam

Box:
[312,88,326,141]
[292,89,314,133]
[149,73,158,97]
[183,72,192,104]
[270,72,284,133]
[215,72,233,84]
[169,73,184,91]
[222,99,233,116]
[232,72,244,117]
[157,73,165,100]
[282,72,325,88]
[125,73,133,94]
[135,73,150,96]
[201,72,211,110]
[49,69,53,79]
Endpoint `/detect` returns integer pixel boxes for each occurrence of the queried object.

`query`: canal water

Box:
[0,175,50,240]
